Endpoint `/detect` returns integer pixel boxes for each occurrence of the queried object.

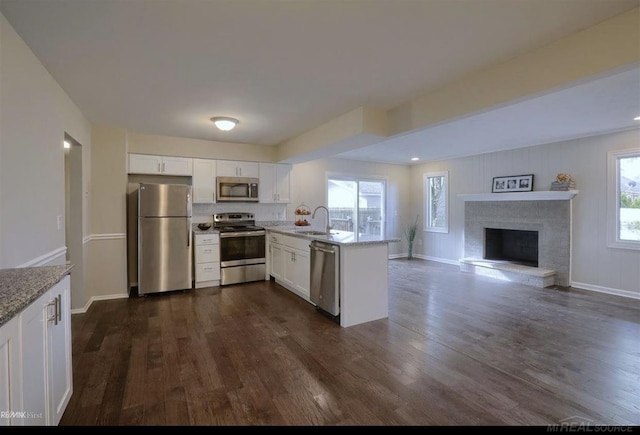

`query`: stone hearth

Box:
[460,195,574,287]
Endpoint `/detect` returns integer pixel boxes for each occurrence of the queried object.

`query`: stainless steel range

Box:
[213,212,266,285]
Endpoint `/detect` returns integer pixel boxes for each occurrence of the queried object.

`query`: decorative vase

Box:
[408,239,414,260]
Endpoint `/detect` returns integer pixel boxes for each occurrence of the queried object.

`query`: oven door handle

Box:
[220,231,266,238]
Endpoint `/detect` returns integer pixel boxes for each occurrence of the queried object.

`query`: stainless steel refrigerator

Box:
[137,183,193,295]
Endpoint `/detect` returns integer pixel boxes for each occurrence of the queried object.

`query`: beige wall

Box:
[389,7,640,135]
[277,107,388,163]
[410,128,640,297]
[83,125,129,303]
[128,132,276,162]
[290,158,411,256]
[0,13,91,269]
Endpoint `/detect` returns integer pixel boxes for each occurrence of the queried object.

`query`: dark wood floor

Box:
[60,259,640,426]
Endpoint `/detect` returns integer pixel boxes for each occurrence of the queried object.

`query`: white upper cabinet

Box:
[217,160,259,178]
[161,156,193,175]
[128,154,193,176]
[259,163,291,203]
[192,158,216,203]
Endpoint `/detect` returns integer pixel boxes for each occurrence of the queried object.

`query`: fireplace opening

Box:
[484,228,539,267]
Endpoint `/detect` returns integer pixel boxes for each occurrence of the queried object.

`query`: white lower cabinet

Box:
[268,233,311,302]
[46,279,72,425]
[0,316,21,426]
[0,275,72,426]
[194,233,220,288]
[20,290,49,425]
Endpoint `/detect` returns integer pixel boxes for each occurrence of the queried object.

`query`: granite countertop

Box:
[264,226,401,246]
[191,223,220,235]
[0,264,74,328]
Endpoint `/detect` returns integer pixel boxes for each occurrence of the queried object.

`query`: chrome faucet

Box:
[312,205,332,233]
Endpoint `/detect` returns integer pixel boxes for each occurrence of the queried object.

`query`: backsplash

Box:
[192,203,288,223]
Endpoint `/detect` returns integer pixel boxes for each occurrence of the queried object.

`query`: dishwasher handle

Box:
[310,244,336,254]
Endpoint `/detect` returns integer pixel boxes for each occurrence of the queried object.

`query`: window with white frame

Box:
[607,149,640,250]
[327,176,386,241]
[424,171,448,233]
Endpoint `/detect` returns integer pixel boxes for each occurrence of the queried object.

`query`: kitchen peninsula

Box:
[265,226,400,328]
[0,265,73,426]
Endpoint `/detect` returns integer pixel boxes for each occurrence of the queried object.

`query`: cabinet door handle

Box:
[162,162,166,172]
[47,299,57,324]
[157,162,161,172]
[57,294,62,323]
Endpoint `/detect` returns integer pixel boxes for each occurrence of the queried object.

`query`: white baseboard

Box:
[83,233,126,244]
[71,292,130,314]
[570,281,640,300]
[415,254,460,266]
[18,246,67,267]
[388,253,460,266]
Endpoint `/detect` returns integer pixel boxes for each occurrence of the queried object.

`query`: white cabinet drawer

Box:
[195,245,219,263]
[196,263,220,281]
[195,233,219,245]
[278,234,312,252]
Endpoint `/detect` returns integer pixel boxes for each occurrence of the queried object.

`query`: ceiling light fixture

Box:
[63,140,71,149]
[411,157,419,161]
[211,116,239,131]
[634,115,640,121]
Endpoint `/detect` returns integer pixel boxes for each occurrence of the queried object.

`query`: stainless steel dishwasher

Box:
[309,240,340,317]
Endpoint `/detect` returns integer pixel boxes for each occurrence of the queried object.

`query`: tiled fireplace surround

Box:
[462,200,571,287]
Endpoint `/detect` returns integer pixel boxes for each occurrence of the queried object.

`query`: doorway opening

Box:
[64,133,84,310]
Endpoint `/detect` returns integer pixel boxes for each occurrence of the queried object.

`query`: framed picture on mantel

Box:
[492,174,534,193]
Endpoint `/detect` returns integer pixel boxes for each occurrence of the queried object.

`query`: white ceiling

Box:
[1,0,639,164]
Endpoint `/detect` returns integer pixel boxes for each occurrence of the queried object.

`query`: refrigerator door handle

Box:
[187,218,192,247]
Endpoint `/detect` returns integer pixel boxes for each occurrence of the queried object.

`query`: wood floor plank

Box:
[61,259,640,426]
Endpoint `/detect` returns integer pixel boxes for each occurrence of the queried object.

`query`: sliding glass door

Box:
[327,177,385,241]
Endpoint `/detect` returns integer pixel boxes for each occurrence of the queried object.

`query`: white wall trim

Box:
[388,253,460,266]
[83,233,126,244]
[70,292,130,314]
[417,254,460,266]
[570,281,640,301]
[18,246,67,267]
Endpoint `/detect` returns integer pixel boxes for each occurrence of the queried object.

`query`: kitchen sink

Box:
[295,230,331,235]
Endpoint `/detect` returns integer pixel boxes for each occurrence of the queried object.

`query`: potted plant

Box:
[403,214,419,259]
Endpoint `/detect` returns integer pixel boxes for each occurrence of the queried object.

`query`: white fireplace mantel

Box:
[458,190,578,202]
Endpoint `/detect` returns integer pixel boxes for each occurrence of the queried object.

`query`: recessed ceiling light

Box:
[63,140,71,149]
[634,115,640,121]
[411,157,419,161]
[211,116,239,131]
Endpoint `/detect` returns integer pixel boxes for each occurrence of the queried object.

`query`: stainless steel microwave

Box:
[216,177,259,202]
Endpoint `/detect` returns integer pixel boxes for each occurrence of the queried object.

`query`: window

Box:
[424,171,448,233]
[607,149,640,250]
[327,176,385,241]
